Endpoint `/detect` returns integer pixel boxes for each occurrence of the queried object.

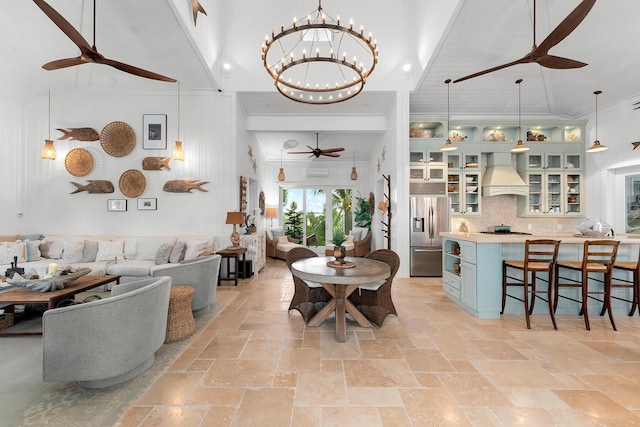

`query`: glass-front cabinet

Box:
[448,170,481,215]
[625,175,640,233]
[517,154,583,216]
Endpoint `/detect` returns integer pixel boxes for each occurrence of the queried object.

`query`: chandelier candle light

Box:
[261,0,379,105]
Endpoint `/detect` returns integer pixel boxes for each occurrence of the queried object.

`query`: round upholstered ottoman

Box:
[165,286,195,343]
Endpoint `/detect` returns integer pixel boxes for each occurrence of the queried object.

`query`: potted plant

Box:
[332,230,347,264]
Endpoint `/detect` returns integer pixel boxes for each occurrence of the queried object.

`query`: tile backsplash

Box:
[451,195,578,234]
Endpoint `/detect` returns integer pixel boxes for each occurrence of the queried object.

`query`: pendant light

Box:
[440,79,458,151]
[172,81,185,161]
[511,78,530,152]
[587,90,607,153]
[350,151,358,180]
[40,89,56,160]
[277,149,285,181]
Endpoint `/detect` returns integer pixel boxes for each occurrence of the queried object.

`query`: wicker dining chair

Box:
[349,249,400,326]
[285,247,331,323]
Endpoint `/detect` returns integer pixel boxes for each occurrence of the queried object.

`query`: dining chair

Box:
[285,247,330,323]
[501,239,561,329]
[610,247,640,316]
[349,249,400,326]
[554,240,620,331]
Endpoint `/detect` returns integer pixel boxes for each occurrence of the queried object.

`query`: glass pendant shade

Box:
[172,140,185,161]
[41,139,56,160]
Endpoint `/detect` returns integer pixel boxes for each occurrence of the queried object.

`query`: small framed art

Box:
[107,199,127,212]
[137,198,157,210]
[143,114,167,149]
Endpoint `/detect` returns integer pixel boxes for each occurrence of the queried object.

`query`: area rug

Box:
[1,291,238,427]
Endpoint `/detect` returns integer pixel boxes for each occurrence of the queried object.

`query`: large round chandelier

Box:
[261,1,379,105]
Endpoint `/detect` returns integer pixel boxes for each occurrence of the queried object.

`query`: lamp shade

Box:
[225,211,245,225]
[265,208,277,219]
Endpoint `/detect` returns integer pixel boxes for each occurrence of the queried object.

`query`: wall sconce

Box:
[225,211,245,247]
[350,151,358,180]
[172,81,185,161]
[278,149,285,181]
[265,207,277,226]
[41,89,56,160]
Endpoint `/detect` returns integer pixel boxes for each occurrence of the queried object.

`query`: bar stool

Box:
[554,240,619,331]
[502,239,561,329]
[610,248,640,316]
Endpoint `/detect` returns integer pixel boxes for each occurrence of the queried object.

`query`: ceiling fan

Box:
[33,0,176,82]
[288,133,345,158]
[453,0,596,83]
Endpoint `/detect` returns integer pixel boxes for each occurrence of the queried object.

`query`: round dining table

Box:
[290,256,390,342]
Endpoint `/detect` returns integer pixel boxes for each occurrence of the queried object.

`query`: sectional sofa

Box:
[0,233,218,284]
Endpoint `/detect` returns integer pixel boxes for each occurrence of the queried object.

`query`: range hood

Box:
[481,153,528,197]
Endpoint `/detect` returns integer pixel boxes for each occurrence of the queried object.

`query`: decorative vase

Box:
[333,245,347,264]
[249,225,257,234]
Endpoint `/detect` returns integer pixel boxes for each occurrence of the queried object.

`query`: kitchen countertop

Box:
[440,232,640,244]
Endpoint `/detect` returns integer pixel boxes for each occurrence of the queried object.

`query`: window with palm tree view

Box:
[281,188,354,251]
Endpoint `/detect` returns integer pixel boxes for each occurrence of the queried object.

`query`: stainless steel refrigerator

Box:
[410,194,450,276]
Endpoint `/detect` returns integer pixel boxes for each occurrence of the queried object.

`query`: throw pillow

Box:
[0,241,25,264]
[349,230,362,241]
[184,239,209,261]
[352,227,369,241]
[20,234,44,242]
[0,234,19,243]
[96,240,125,262]
[62,241,85,263]
[81,240,99,263]
[47,240,65,259]
[277,235,289,244]
[39,240,52,258]
[24,240,42,262]
[272,229,285,239]
[344,235,354,244]
[169,242,185,263]
[155,243,172,265]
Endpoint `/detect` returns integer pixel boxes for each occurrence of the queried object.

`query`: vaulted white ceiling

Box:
[2,0,639,161]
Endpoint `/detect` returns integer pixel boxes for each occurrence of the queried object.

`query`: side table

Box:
[217,247,247,286]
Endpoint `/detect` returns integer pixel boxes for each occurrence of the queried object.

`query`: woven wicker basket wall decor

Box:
[119,169,146,198]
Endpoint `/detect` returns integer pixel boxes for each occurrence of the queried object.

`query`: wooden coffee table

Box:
[0,275,121,336]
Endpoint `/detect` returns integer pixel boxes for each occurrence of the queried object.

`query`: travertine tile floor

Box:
[117,258,640,427]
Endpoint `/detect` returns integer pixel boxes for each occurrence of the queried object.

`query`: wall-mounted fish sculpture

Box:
[57,128,100,141]
[142,157,171,170]
[163,180,209,193]
[191,0,207,25]
[70,180,114,194]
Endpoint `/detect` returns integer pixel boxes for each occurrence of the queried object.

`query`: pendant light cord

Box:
[594,90,599,141]
[517,79,522,141]
[48,88,51,140]
[446,79,451,138]
[177,81,181,139]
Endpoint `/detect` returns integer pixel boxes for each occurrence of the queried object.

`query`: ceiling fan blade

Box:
[101,58,176,82]
[536,54,587,69]
[287,151,312,155]
[321,152,341,158]
[42,56,88,70]
[453,58,525,83]
[321,148,345,153]
[33,0,93,52]
[534,0,596,55]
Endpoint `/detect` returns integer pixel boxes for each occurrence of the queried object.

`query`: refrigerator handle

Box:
[428,204,434,239]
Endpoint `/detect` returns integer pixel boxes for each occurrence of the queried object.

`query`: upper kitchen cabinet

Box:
[525,153,582,170]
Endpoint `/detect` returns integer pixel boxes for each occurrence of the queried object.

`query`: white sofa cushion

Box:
[0,241,25,264]
[106,259,156,277]
[276,241,305,253]
[96,240,125,262]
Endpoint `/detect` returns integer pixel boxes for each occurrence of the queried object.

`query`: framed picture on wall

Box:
[142,114,167,149]
[107,199,127,212]
[137,198,157,210]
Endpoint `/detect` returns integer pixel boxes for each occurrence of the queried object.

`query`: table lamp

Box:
[265,207,277,226]
[225,211,244,247]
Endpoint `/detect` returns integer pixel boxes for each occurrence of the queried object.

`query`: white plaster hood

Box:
[481,153,528,197]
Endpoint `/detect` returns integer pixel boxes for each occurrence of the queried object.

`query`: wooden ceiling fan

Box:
[33,0,176,82]
[288,133,345,158]
[454,0,596,83]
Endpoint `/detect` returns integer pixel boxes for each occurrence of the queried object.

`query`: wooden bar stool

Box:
[610,248,640,316]
[502,239,561,329]
[554,240,619,331]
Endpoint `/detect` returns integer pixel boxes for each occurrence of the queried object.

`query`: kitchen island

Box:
[440,232,640,319]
